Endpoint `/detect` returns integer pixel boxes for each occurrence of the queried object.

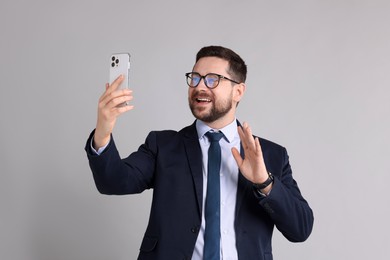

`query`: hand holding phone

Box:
[109,53,130,106]
[94,53,133,149]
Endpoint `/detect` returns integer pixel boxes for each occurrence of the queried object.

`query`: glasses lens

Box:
[187,73,200,87]
[205,74,220,88]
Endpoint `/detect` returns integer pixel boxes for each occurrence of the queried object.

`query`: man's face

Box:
[188,57,239,125]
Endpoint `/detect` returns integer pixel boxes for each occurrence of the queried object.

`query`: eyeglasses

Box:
[185,72,240,89]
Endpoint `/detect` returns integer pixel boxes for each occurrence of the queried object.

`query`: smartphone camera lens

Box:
[111,62,115,67]
[115,59,119,64]
[111,56,116,61]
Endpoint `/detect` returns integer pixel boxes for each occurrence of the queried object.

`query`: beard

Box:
[188,91,233,123]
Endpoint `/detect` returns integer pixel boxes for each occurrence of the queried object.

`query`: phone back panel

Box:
[109,53,130,89]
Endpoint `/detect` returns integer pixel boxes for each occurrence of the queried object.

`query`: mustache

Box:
[190,90,213,100]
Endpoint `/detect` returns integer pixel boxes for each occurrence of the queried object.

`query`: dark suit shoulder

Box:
[142,123,196,151]
[256,136,289,172]
[149,129,180,138]
[257,136,286,153]
[147,127,191,141]
[147,122,196,140]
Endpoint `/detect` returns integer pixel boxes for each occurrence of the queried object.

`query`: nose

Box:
[197,77,209,90]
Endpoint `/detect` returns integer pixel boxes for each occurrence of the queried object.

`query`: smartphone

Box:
[109,53,130,105]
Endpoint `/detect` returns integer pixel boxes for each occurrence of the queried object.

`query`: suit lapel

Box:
[235,120,252,220]
[182,122,204,216]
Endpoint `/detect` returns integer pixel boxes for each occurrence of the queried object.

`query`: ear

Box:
[233,83,246,102]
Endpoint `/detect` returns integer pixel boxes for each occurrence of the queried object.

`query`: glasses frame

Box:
[185,72,240,89]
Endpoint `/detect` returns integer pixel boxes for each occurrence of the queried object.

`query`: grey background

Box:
[1,0,389,259]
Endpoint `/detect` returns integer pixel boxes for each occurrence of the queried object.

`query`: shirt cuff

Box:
[253,186,273,198]
[90,137,110,155]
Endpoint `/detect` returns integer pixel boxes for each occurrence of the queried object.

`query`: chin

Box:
[193,111,211,122]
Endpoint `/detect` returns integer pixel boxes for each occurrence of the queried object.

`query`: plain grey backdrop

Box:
[1,0,389,259]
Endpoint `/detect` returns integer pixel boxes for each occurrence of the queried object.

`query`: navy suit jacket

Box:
[85,121,313,260]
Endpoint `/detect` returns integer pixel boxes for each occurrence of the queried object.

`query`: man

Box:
[85,46,314,260]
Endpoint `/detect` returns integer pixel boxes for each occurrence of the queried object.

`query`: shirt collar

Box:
[195,119,238,143]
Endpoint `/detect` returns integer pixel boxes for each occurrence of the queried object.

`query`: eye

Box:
[205,74,220,87]
[191,75,200,82]
[206,78,216,85]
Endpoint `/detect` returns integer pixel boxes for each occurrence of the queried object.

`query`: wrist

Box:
[93,132,110,150]
[253,172,274,190]
[253,173,274,197]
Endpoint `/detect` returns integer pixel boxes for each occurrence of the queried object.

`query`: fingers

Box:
[99,79,134,110]
[98,74,134,114]
[114,102,135,115]
[238,122,255,148]
[99,75,125,102]
[109,89,133,109]
[95,92,134,142]
[254,136,264,160]
[238,122,263,154]
[98,89,133,115]
[96,77,134,128]
[231,147,243,167]
[108,74,125,93]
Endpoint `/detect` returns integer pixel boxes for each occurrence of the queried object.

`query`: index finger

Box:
[239,122,256,147]
[107,74,124,93]
[99,75,124,102]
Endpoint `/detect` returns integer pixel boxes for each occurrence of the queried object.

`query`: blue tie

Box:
[204,131,224,260]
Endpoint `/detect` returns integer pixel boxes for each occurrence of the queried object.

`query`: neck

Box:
[203,116,236,130]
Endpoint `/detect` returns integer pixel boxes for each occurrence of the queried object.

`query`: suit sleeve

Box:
[85,129,157,195]
[258,147,314,242]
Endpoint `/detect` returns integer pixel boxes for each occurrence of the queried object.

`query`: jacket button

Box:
[191,226,199,233]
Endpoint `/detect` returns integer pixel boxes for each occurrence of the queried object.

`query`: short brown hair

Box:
[196,46,247,83]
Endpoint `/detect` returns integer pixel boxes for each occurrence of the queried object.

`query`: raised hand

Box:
[231,122,272,193]
[94,75,134,149]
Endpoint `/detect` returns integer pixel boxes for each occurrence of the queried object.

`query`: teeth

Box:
[197,98,211,102]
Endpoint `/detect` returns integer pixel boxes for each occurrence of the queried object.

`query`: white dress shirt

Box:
[192,119,240,260]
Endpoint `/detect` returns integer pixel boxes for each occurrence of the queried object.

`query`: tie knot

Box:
[205,131,224,142]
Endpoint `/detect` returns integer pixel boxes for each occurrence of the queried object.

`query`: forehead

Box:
[193,57,230,75]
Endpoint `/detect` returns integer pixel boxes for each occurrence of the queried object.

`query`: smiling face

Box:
[188,56,245,129]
